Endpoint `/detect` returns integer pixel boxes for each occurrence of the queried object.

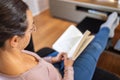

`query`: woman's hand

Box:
[63,54,74,67]
[51,52,66,63]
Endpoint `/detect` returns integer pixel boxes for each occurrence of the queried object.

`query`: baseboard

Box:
[33,7,49,16]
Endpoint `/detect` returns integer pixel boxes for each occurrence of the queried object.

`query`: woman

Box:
[0,0,119,80]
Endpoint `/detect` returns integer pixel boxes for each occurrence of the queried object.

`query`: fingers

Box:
[60,52,69,60]
[58,52,67,60]
[64,57,74,67]
[62,53,67,60]
[59,52,74,61]
[60,52,67,56]
[59,52,74,67]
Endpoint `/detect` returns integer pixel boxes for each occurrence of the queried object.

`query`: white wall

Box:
[23,0,49,16]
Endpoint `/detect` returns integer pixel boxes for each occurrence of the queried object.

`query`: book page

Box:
[71,30,92,60]
[52,25,83,57]
[72,35,95,60]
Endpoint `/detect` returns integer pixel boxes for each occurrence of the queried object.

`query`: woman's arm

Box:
[43,52,66,63]
[62,66,74,80]
[62,54,74,80]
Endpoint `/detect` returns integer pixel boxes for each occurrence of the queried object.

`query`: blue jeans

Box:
[48,27,110,80]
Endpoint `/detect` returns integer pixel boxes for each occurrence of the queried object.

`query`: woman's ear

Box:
[9,35,20,48]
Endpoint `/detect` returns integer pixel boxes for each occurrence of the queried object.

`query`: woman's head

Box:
[0,0,31,49]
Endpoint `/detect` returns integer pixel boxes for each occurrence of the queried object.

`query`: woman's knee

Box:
[87,40,105,52]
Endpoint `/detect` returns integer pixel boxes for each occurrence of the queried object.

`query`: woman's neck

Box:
[0,48,38,76]
[0,48,26,75]
[0,48,23,61]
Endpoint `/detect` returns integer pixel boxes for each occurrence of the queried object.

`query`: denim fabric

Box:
[48,27,110,80]
[73,27,109,80]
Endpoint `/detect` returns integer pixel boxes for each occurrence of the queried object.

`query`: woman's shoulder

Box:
[0,50,47,79]
[22,50,41,60]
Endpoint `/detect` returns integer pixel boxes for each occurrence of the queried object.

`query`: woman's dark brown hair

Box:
[0,0,29,47]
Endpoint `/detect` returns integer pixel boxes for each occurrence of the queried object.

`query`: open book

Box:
[52,25,95,60]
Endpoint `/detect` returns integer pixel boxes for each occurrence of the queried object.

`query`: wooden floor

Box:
[33,10,75,51]
[33,10,120,77]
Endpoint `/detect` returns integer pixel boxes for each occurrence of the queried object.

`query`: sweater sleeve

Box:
[43,56,53,63]
[43,56,74,80]
[62,66,74,80]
